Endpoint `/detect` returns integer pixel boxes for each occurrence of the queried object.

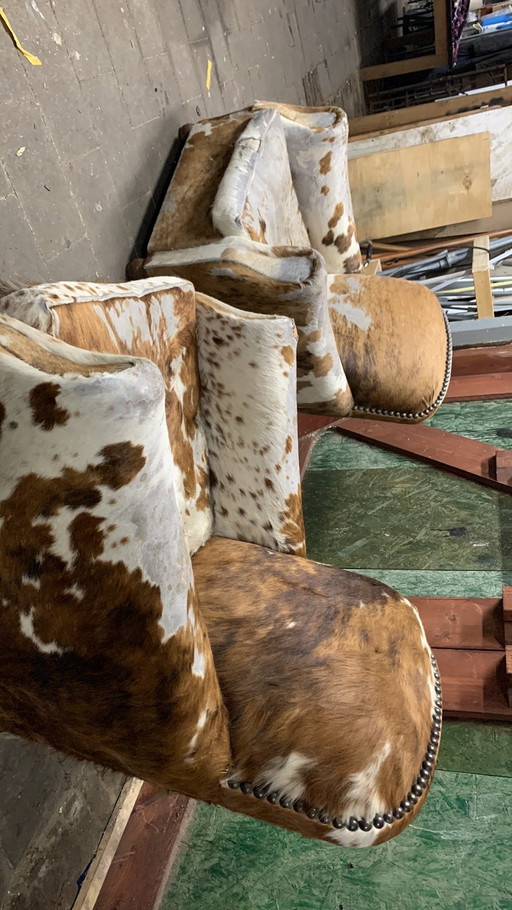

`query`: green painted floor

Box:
[162,402,512,910]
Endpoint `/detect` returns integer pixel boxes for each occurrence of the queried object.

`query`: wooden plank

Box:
[360,51,444,82]
[297,414,345,478]
[446,372,512,401]
[297,414,344,438]
[452,344,512,376]
[337,419,512,492]
[299,434,317,479]
[503,587,512,646]
[434,648,512,720]
[364,258,381,275]
[506,645,512,707]
[413,597,504,650]
[72,778,143,910]
[94,786,191,910]
[349,86,512,139]
[473,235,494,319]
[348,134,492,241]
[433,0,449,58]
[495,450,512,486]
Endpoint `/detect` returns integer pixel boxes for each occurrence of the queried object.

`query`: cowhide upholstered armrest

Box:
[254,101,362,274]
[195,292,306,556]
[328,274,452,423]
[145,237,354,418]
[193,537,442,847]
[0,278,212,554]
[0,314,230,798]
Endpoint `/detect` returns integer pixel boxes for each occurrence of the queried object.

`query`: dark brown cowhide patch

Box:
[29,382,70,431]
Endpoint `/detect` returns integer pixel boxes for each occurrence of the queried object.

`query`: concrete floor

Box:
[0,1,384,908]
[0,0,382,285]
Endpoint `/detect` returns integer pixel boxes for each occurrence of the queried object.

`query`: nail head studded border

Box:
[227,653,442,834]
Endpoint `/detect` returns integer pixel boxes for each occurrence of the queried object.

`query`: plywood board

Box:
[349,108,512,205]
[348,133,492,239]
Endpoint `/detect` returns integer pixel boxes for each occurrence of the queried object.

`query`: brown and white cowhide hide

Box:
[212,109,310,248]
[148,112,252,254]
[145,238,354,418]
[0,278,212,554]
[327,274,452,422]
[254,102,362,274]
[196,292,306,556]
[194,537,439,847]
[0,314,229,799]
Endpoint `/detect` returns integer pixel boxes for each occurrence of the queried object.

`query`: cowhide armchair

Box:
[139,102,451,423]
[145,101,362,275]
[0,278,442,849]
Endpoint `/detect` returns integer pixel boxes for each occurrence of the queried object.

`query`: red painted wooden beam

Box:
[337,419,512,494]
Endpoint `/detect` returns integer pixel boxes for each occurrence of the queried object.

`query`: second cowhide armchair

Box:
[0,278,442,848]
[138,100,451,423]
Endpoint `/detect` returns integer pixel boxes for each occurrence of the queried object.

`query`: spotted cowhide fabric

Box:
[212,109,310,248]
[194,537,439,847]
[327,274,452,422]
[196,292,305,555]
[0,278,212,554]
[0,314,229,797]
[148,108,309,255]
[0,293,439,846]
[145,238,354,417]
[148,111,253,254]
[254,102,362,274]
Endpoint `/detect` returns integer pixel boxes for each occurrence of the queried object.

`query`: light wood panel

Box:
[349,86,512,139]
[348,133,492,240]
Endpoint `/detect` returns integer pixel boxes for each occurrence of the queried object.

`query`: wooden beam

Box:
[503,586,512,646]
[472,235,494,319]
[93,787,191,910]
[433,648,511,721]
[412,596,504,651]
[337,419,512,493]
[360,51,445,83]
[349,86,512,139]
[506,645,512,707]
[297,413,344,438]
[446,372,512,401]
[452,344,512,376]
[72,779,143,910]
[297,414,345,478]
[433,0,449,58]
